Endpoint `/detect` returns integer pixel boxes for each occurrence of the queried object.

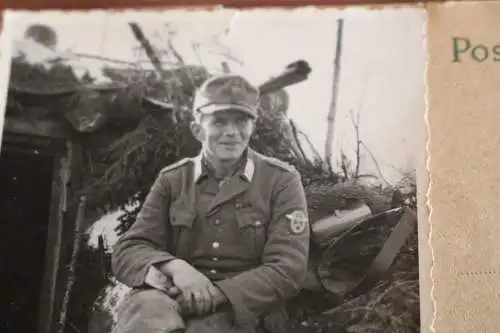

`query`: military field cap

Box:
[192,74,260,119]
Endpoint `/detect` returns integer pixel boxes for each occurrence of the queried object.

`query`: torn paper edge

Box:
[0,6,432,333]
[421,9,435,333]
[0,11,16,150]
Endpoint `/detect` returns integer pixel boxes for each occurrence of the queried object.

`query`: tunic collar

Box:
[193,149,255,183]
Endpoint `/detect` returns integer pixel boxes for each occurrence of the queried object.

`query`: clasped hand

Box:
[160,259,226,316]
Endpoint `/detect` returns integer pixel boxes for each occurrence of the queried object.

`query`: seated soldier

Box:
[111,73,310,333]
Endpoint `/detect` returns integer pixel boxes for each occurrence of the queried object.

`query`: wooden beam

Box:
[1,133,61,153]
[4,117,71,139]
[129,23,166,79]
[38,141,71,333]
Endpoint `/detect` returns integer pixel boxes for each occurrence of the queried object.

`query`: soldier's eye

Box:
[236,117,248,125]
[213,119,226,126]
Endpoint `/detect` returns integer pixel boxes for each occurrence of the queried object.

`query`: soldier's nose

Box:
[224,123,238,135]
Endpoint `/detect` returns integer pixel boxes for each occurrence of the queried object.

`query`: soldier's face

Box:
[192,110,255,161]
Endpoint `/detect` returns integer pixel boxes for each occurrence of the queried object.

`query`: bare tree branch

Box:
[204,49,244,66]
[129,23,165,79]
[207,35,244,66]
[164,25,185,65]
[191,42,205,68]
[67,321,83,333]
[221,61,231,73]
[350,109,361,177]
[340,150,351,179]
[360,141,392,186]
[71,52,178,66]
[297,129,322,161]
[325,18,344,172]
[289,119,311,167]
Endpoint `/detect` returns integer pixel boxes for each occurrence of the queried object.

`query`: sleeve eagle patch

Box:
[286,210,308,234]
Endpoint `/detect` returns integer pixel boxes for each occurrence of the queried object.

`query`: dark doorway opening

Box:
[0,142,55,333]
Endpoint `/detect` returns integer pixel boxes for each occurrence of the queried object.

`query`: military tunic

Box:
[111,148,310,329]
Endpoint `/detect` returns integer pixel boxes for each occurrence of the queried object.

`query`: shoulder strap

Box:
[348,207,417,297]
[316,206,417,298]
[159,157,192,175]
[260,154,296,173]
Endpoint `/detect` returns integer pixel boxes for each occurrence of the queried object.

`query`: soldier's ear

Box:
[250,118,258,133]
[190,120,204,142]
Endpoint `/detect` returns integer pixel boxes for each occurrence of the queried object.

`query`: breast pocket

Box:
[236,209,269,257]
[169,199,195,259]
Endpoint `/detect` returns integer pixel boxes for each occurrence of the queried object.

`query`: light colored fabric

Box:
[112,289,258,333]
[185,312,258,333]
[112,289,184,333]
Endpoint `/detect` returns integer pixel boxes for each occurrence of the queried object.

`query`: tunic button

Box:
[212,242,220,249]
[210,269,217,274]
[214,219,220,225]
[254,220,262,227]
[212,257,219,262]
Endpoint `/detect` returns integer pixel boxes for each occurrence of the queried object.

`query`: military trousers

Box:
[111,288,259,333]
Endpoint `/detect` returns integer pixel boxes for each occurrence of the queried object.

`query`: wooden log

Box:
[311,202,372,248]
[259,60,311,94]
[3,116,70,139]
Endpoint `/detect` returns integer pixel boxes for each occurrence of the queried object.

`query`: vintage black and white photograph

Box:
[0,8,426,333]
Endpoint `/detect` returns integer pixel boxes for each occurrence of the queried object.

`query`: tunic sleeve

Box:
[111,172,176,287]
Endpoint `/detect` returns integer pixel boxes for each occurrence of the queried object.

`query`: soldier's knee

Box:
[113,289,185,333]
[125,289,180,313]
